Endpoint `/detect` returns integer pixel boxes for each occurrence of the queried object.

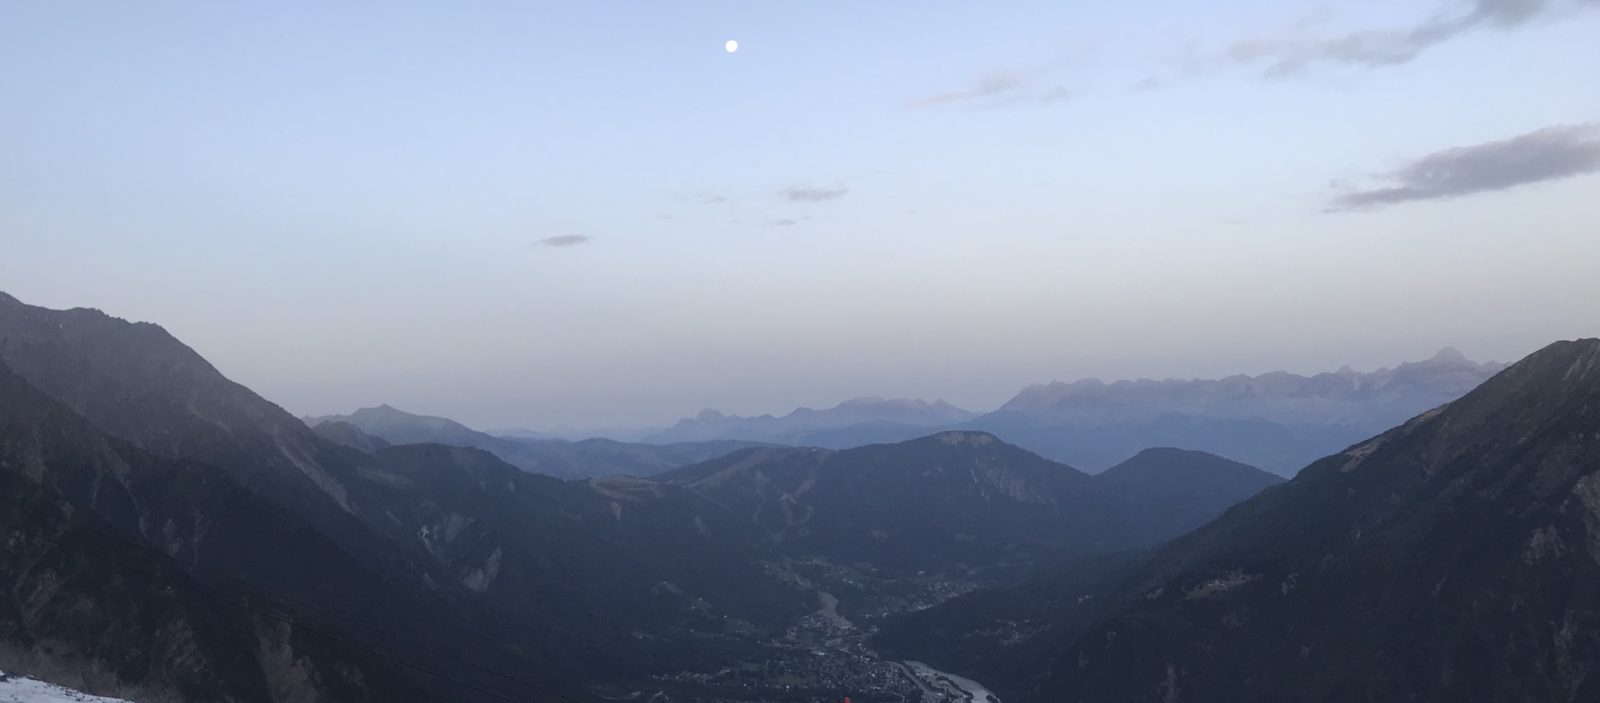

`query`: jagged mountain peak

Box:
[836,395,957,410]
[1427,345,1472,365]
[975,347,1509,474]
[1328,338,1599,476]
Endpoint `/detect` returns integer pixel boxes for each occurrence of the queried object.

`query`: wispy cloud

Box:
[670,191,728,205]
[1035,86,1074,104]
[767,217,809,227]
[780,186,849,203]
[537,234,592,248]
[912,72,1028,108]
[911,70,1075,109]
[1329,123,1600,211]
[1230,0,1595,76]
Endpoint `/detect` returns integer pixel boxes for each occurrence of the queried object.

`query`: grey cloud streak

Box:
[911,72,1028,107]
[911,70,1074,109]
[1231,0,1596,76]
[537,234,593,247]
[780,186,849,203]
[1329,123,1600,211]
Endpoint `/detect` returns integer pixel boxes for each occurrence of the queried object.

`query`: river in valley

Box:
[900,661,999,703]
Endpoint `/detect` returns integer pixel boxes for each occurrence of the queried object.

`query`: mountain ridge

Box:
[0,354,532,702]
[661,431,1281,576]
[963,347,1506,474]
[311,404,771,479]
[646,396,978,447]
[880,337,1600,703]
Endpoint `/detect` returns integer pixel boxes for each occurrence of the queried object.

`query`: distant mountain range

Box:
[617,349,1504,476]
[0,291,1288,701]
[965,348,1507,475]
[879,338,1600,702]
[645,396,979,447]
[308,405,769,479]
[659,436,1280,577]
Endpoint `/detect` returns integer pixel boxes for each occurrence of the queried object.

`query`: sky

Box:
[3,1,1598,430]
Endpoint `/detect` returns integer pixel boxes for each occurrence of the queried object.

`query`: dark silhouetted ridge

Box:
[884,338,1600,703]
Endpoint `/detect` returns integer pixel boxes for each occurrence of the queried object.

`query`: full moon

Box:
[724,39,738,53]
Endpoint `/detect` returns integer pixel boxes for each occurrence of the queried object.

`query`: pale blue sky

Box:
[3,1,1598,428]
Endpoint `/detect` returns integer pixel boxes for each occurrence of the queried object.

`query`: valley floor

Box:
[604,559,1002,703]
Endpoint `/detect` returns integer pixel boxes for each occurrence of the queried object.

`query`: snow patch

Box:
[1340,437,1385,473]
[1184,570,1260,600]
[1570,474,1600,565]
[0,671,133,702]
[1523,525,1566,565]
[461,547,503,592]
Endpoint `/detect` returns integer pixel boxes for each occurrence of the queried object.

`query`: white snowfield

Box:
[0,671,132,703]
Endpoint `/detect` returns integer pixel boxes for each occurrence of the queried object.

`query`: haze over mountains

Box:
[879,338,1600,703]
[0,292,1291,701]
[6,0,1596,699]
[338,349,1501,480]
[658,437,1280,577]
[0,288,1585,703]
[965,348,1507,474]
[0,290,1593,702]
[308,405,766,479]
[646,398,979,448]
